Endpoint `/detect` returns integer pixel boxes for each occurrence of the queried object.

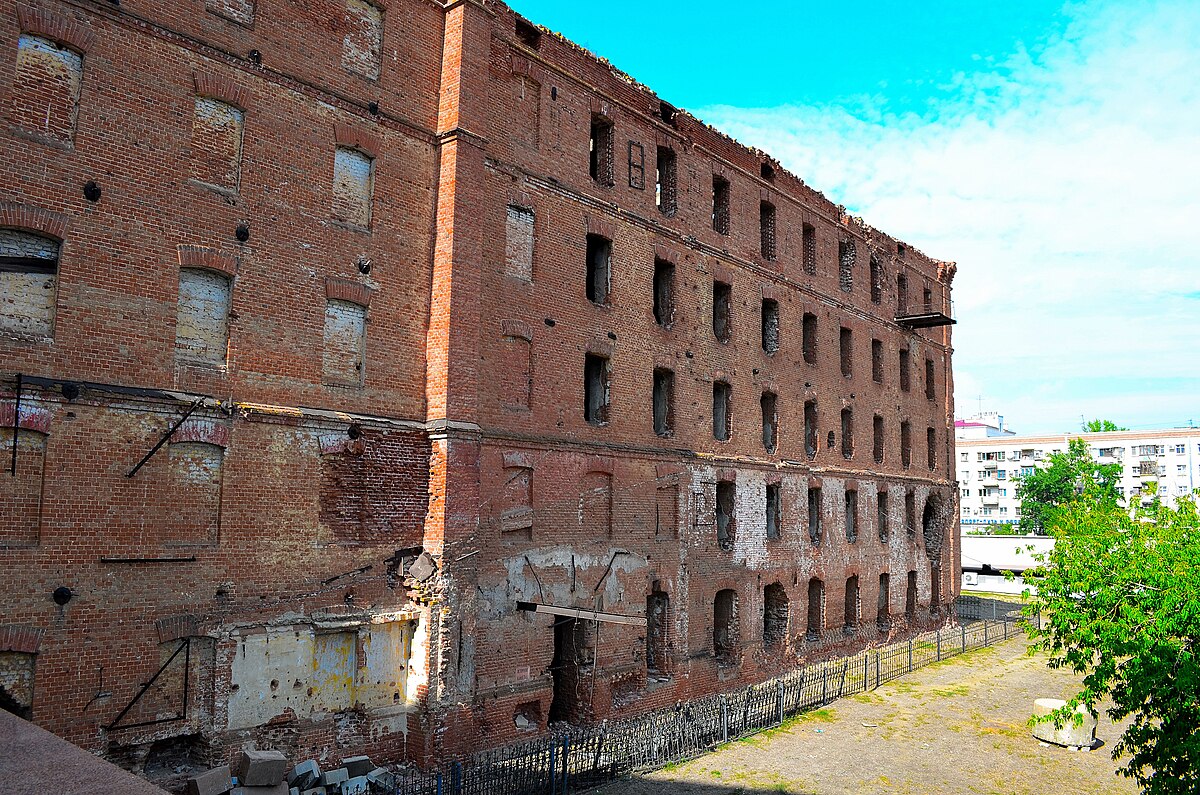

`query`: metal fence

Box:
[385,598,1033,795]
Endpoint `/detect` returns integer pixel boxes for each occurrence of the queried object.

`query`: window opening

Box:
[761,391,778,454]
[760,201,777,261]
[802,313,817,364]
[711,175,730,235]
[877,489,889,542]
[838,239,855,291]
[713,589,738,659]
[844,575,860,630]
[871,339,883,383]
[655,147,677,215]
[761,298,779,354]
[877,573,890,628]
[653,368,674,437]
[585,234,611,305]
[845,488,858,542]
[653,258,675,326]
[901,421,912,468]
[712,281,731,342]
[802,223,817,275]
[807,485,822,544]
[804,400,817,459]
[716,480,735,550]
[873,415,884,464]
[584,354,610,425]
[590,116,614,185]
[712,381,732,441]
[763,582,788,646]
[806,578,825,640]
[869,257,882,304]
[765,482,781,540]
[840,327,853,377]
[841,408,854,459]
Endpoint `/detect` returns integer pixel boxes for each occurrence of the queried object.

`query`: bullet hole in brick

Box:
[544,318,555,327]
[248,49,261,65]
[393,692,400,703]
[347,422,363,439]
[294,679,302,688]
[52,586,72,605]
[551,86,558,101]
[84,181,102,202]
[368,101,379,115]
[235,223,250,242]
[685,350,693,359]
[826,431,835,450]
[358,257,372,275]
[270,679,279,691]
[607,331,616,340]
[230,684,239,692]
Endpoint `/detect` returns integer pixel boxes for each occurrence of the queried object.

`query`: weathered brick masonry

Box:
[0,0,959,783]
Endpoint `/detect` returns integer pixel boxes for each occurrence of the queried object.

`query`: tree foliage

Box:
[1026,489,1200,793]
[1084,418,1129,432]
[1015,438,1122,533]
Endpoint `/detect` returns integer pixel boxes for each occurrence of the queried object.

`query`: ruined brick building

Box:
[0,0,959,779]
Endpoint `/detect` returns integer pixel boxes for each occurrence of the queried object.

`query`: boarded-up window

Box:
[166,441,223,545]
[712,175,730,235]
[206,0,255,24]
[655,483,678,538]
[505,205,535,282]
[763,582,788,646]
[190,97,244,192]
[343,0,384,80]
[500,466,533,539]
[838,239,856,292]
[0,427,46,546]
[500,334,532,410]
[12,36,83,143]
[760,201,776,261]
[713,589,738,659]
[323,299,367,386]
[175,268,231,365]
[581,471,612,536]
[332,146,375,228]
[0,230,58,339]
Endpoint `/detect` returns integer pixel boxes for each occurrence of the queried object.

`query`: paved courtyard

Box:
[597,633,1137,795]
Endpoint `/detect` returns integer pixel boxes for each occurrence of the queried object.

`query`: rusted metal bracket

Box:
[105,637,190,731]
[9,373,21,476]
[126,398,204,478]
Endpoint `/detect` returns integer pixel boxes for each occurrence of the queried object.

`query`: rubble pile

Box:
[187,750,396,795]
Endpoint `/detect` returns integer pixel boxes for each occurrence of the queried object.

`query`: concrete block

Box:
[1032,698,1097,748]
[320,768,349,788]
[408,552,435,582]
[188,764,233,795]
[231,785,288,795]
[288,760,321,791]
[342,756,373,778]
[300,789,327,795]
[366,768,395,792]
[291,789,299,795]
[236,749,289,786]
[341,776,370,795]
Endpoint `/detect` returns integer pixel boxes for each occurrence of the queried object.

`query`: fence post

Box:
[961,623,966,653]
[451,761,462,795]
[984,621,989,646]
[937,632,942,661]
[548,744,557,795]
[436,772,443,795]
[863,653,868,692]
[908,639,913,672]
[875,651,880,689]
[721,694,729,743]
[776,680,784,725]
[561,736,570,793]
[821,664,828,704]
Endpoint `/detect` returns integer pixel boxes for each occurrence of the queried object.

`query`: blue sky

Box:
[508,0,1200,435]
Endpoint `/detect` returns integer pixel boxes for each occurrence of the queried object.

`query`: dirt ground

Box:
[597,633,1138,795]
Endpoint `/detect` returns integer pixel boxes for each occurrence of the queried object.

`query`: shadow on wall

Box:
[598,780,817,795]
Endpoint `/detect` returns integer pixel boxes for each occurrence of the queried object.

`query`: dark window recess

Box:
[716,480,736,550]
[806,578,824,640]
[763,582,788,646]
[877,490,889,542]
[760,161,775,180]
[646,590,669,673]
[897,273,908,313]
[761,298,779,354]
[804,400,818,459]
[807,485,822,544]
[927,427,937,471]
[925,358,936,400]
[905,490,916,535]
[802,223,817,275]
[802,313,817,364]
[655,147,677,215]
[841,408,854,459]
[871,339,884,383]
[900,421,912,468]
[899,347,911,392]
[844,575,859,629]
[923,287,933,311]
[658,100,678,126]
[713,589,738,658]
[712,281,732,343]
[590,116,614,185]
[761,391,778,454]
[877,573,890,628]
[905,570,917,618]
[765,482,781,540]
[838,239,855,292]
[712,381,732,441]
[873,415,884,464]
[515,17,541,49]
[870,257,882,304]
[840,327,853,377]
[585,234,611,305]
[760,201,777,261]
[845,489,858,543]
[653,258,675,326]
[653,368,674,437]
[628,141,645,190]
[584,354,610,425]
[712,175,730,235]
[931,563,942,615]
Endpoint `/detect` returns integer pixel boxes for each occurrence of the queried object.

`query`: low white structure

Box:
[960,535,1053,594]
[1032,698,1097,749]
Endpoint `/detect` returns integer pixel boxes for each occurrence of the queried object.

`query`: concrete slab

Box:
[187,764,233,795]
[236,750,288,786]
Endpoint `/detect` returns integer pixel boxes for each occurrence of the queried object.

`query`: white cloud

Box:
[696,0,1200,433]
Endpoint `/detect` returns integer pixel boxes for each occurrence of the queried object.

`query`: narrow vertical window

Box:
[845,489,858,542]
[802,223,817,275]
[873,415,884,463]
[759,201,777,261]
[869,256,882,304]
[655,484,679,538]
[807,485,822,544]
[584,354,610,425]
[332,146,375,228]
[712,281,732,342]
[655,147,677,215]
[877,489,889,542]
[925,358,936,400]
[715,480,736,550]
[590,115,614,185]
[323,299,367,386]
[905,490,916,535]
[806,578,825,639]
[905,570,917,619]
[802,313,817,364]
[653,258,674,326]
[900,420,912,468]
[646,590,669,673]
[763,583,788,645]
[923,286,933,311]
[765,482,781,540]
[176,268,232,365]
[712,175,730,235]
[12,36,83,143]
[930,563,942,614]
[712,381,732,441]
[899,346,911,392]
[839,327,853,377]
[804,400,818,459]
[871,339,884,383]
[760,298,779,354]
[499,331,532,410]
[844,576,860,630]
[653,368,674,437]
[841,407,854,460]
[585,234,611,305]
[713,589,738,658]
[343,0,384,80]
[190,97,245,193]
[927,427,937,471]
[897,273,908,314]
[627,141,645,189]
[838,239,855,292]
[505,205,535,283]
[877,573,890,628]
[760,391,778,454]
[0,231,60,340]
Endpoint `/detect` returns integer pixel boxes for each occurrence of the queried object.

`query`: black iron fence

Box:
[386,598,1033,795]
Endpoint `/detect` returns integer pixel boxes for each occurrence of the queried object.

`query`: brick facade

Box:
[0,0,959,782]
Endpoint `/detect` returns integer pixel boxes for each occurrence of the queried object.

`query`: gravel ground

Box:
[595,633,1137,795]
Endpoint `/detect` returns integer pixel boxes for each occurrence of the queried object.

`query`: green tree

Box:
[1025,493,1200,793]
[1015,438,1122,533]
[1084,418,1129,432]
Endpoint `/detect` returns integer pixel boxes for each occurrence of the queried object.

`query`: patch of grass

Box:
[930,684,970,698]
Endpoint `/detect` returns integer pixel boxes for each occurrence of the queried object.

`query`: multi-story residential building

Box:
[0,0,959,781]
